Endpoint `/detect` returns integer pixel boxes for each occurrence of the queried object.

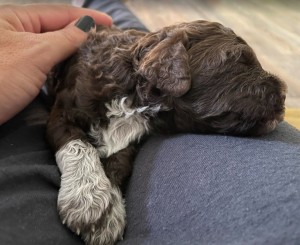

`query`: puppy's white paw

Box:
[58,172,112,235]
[56,140,126,245]
[82,186,126,245]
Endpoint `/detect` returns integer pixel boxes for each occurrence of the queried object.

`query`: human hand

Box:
[0,4,112,125]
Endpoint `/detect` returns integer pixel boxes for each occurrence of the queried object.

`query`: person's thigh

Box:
[122,122,300,245]
[0,98,83,245]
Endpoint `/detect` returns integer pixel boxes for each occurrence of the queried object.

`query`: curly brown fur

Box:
[46,21,287,245]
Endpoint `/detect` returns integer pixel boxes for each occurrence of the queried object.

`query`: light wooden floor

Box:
[0,0,299,129]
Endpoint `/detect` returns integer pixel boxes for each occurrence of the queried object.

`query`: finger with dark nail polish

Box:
[75,15,95,32]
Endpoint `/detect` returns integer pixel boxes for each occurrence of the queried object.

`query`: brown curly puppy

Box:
[46,20,286,245]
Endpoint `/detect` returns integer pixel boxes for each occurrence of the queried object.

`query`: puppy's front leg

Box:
[47,112,125,245]
[102,144,137,192]
[56,140,125,245]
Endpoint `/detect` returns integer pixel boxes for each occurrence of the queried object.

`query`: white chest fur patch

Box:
[89,97,160,158]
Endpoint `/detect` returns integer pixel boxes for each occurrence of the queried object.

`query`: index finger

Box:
[0,4,112,33]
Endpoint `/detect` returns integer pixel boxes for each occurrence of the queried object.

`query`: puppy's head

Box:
[132,20,286,136]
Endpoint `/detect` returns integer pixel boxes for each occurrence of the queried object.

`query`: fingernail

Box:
[75,15,95,32]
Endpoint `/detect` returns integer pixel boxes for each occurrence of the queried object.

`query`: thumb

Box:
[39,16,95,71]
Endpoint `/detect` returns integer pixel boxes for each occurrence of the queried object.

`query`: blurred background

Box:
[0,0,299,129]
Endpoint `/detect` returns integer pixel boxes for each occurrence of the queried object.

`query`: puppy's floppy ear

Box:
[133,29,191,98]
